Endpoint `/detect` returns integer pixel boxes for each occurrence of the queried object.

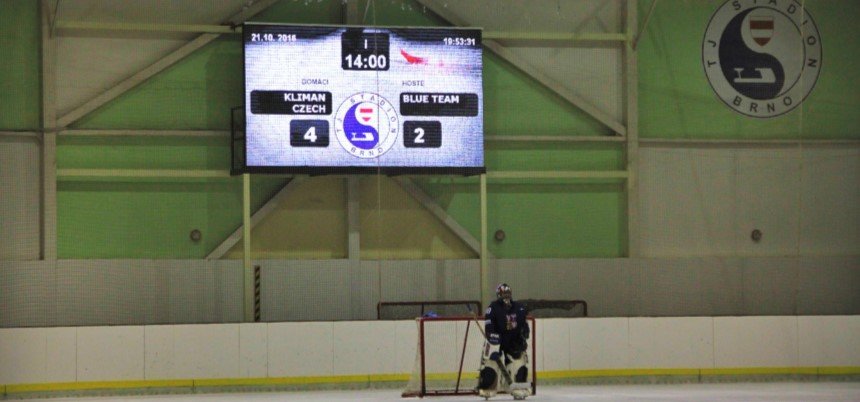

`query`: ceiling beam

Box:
[41,0,58,261]
[416,0,627,136]
[55,20,627,44]
[633,0,659,50]
[56,33,216,127]
[55,0,280,128]
[60,129,229,137]
[486,135,625,143]
[393,177,487,258]
[57,169,231,179]
[487,170,628,180]
[624,0,641,258]
[55,21,235,34]
[205,176,306,260]
[0,131,41,139]
[483,31,625,44]
[571,0,614,35]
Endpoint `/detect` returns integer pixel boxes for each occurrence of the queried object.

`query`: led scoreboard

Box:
[243,23,484,174]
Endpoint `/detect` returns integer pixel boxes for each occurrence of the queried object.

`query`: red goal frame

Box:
[402,315,537,398]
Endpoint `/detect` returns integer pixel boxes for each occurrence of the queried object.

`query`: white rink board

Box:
[0,328,51,384]
[143,325,177,379]
[629,317,714,369]
[540,318,571,372]
[393,320,419,374]
[332,321,400,376]
[44,328,77,383]
[798,315,860,366]
[714,316,798,368]
[0,316,858,387]
[267,322,334,377]
[239,323,268,378]
[568,318,629,370]
[172,325,240,379]
[76,326,144,381]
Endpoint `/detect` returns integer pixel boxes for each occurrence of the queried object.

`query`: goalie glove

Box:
[483,335,502,362]
[489,343,501,362]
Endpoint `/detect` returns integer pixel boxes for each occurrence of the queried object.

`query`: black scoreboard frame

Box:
[236,22,485,176]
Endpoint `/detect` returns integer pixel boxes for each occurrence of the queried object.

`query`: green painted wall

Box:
[638,0,860,139]
[45,0,859,259]
[73,38,242,131]
[52,0,626,259]
[56,0,342,259]
[0,0,40,130]
[351,0,626,258]
[57,177,287,259]
[414,177,626,258]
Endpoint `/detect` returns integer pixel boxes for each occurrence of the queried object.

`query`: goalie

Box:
[477,283,530,400]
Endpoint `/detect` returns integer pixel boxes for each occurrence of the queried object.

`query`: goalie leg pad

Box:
[506,351,529,383]
[515,366,528,383]
[478,366,498,390]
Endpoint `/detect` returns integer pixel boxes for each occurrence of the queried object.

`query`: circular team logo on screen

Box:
[702,0,821,118]
[334,92,399,159]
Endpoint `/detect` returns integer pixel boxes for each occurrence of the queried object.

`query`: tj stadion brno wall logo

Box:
[703,0,821,118]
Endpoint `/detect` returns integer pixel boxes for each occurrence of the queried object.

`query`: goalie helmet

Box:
[496,283,512,305]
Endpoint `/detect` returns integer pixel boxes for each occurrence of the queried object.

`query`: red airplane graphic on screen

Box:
[400,49,426,64]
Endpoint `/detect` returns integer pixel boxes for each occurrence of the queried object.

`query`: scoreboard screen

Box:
[243,23,484,175]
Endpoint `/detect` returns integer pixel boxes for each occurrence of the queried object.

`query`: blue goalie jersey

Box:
[484,299,529,355]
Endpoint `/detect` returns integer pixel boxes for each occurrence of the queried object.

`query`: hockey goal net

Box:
[402,315,536,398]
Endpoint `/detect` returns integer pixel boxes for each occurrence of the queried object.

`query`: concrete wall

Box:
[2,256,859,327]
[0,260,244,327]
[0,316,857,389]
[639,146,860,257]
[493,256,860,317]
[0,136,40,261]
